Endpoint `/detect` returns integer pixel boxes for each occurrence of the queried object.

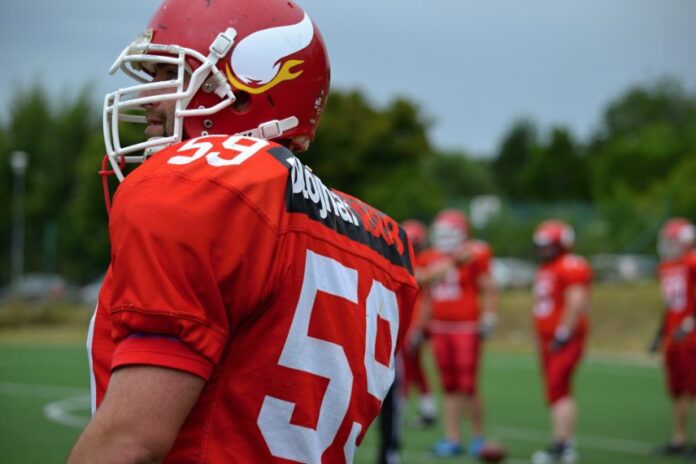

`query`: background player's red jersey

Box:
[88,136,418,463]
[420,241,491,323]
[659,250,696,347]
[533,254,592,339]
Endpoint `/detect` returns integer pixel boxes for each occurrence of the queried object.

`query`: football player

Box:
[401,219,437,428]
[530,220,592,464]
[651,218,696,457]
[68,1,418,463]
[418,209,498,458]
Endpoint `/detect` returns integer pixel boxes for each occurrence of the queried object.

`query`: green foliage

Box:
[1,77,695,286]
[0,86,104,283]
[492,119,538,198]
[304,91,444,220]
[0,126,10,283]
[426,150,497,199]
[487,78,696,256]
[519,127,591,201]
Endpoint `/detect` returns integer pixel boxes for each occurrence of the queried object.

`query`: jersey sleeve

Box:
[106,176,279,380]
[561,255,592,286]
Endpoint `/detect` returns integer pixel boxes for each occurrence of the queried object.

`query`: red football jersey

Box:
[420,241,492,323]
[533,253,592,338]
[87,135,418,463]
[659,250,696,346]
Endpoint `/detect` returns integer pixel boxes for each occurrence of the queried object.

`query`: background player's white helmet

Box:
[431,209,470,253]
[659,217,696,260]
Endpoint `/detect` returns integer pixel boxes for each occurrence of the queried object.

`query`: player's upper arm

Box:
[477,271,495,292]
[69,365,204,464]
[565,283,590,313]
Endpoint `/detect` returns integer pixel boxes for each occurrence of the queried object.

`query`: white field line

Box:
[0,381,87,397]
[0,378,654,456]
[43,395,90,428]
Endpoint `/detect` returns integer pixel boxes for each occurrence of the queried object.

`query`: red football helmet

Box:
[402,219,427,252]
[103,0,330,181]
[533,219,574,263]
[659,217,696,259]
[431,209,470,253]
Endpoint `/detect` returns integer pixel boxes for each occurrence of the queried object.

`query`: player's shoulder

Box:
[557,254,592,282]
[337,192,417,277]
[128,135,292,192]
[118,135,294,217]
[560,253,590,270]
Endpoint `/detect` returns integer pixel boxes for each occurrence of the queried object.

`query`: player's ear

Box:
[288,136,310,153]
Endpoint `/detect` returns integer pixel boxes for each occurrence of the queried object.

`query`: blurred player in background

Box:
[375,219,436,464]
[401,219,437,428]
[68,1,418,462]
[531,220,592,464]
[651,218,696,457]
[418,209,498,458]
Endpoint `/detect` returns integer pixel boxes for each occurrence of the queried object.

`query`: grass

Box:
[0,280,681,463]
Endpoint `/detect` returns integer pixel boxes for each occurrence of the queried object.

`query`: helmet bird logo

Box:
[225,13,314,94]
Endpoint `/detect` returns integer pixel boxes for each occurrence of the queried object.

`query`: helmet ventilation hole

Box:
[232,91,252,114]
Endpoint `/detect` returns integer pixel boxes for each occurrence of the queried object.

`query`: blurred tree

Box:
[304,91,443,220]
[491,119,538,198]
[1,86,101,283]
[0,125,10,283]
[426,150,497,199]
[586,78,696,253]
[520,127,591,201]
[2,76,694,286]
[590,79,696,200]
[599,79,694,139]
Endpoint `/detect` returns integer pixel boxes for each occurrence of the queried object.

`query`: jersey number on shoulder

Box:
[257,250,399,463]
[533,277,554,317]
[167,135,269,167]
[662,273,687,312]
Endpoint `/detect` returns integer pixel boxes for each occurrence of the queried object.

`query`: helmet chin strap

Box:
[235,116,299,140]
[99,154,126,217]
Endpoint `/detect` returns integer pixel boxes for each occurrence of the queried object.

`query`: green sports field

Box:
[0,282,686,463]
[0,343,678,464]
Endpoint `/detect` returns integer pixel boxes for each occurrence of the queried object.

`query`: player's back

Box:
[91,135,418,463]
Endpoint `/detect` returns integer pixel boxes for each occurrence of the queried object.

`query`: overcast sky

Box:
[1,0,695,157]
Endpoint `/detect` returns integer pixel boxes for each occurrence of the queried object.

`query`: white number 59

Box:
[257,250,399,463]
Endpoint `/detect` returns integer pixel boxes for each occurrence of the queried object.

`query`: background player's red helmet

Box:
[659,217,696,259]
[402,219,427,252]
[533,219,575,263]
[103,0,330,181]
[431,209,470,253]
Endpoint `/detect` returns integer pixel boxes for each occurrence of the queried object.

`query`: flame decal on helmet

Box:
[225,13,314,94]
